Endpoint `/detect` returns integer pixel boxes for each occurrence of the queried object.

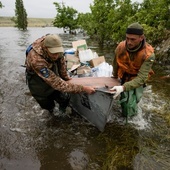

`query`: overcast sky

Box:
[0,0,93,18]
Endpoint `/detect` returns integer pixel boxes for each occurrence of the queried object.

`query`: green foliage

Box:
[53,2,78,33]
[132,0,170,44]
[52,0,169,47]
[89,0,114,45]
[138,0,170,28]
[0,1,3,8]
[78,0,141,45]
[13,0,27,30]
[76,0,169,46]
[77,13,94,35]
[108,0,139,43]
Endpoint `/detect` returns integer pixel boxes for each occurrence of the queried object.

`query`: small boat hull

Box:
[70,90,114,131]
[68,77,120,131]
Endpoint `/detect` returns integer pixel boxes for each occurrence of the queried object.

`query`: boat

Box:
[68,77,120,131]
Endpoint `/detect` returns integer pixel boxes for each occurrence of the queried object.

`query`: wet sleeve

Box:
[31,58,84,93]
[123,53,155,91]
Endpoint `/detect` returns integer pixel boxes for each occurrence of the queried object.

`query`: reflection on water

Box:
[0,27,169,170]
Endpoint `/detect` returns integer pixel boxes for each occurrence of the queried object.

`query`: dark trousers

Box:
[26,72,70,111]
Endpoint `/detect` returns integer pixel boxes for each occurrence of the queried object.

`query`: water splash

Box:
[128,100,151,130]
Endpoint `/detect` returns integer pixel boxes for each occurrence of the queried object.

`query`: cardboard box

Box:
[69,64,81,72]
[72,40,87,50]
[89,56,105,67]
[77,65,91,75]
[65,54,80,70]
[65,54,79,63]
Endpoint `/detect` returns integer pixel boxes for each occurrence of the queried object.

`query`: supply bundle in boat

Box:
[65,40,113,78]
[66,40,119,131]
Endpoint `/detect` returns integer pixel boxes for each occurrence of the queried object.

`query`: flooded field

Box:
[0,27,170,170]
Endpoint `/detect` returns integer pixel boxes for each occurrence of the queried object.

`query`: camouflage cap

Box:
[44,34,64,53]
[126,22,143,35]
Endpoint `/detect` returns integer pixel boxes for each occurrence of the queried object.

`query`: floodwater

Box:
[0,27,170,170]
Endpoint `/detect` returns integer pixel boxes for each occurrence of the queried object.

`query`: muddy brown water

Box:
[0,27,170,170]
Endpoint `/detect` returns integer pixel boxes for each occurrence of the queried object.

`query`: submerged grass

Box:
[95,109,170,170]
[96,123,139,170]
[137,116,170,170]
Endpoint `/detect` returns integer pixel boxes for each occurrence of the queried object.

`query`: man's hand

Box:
[83,86,96,94]
[110,86,124,99]
[67,77,72,80]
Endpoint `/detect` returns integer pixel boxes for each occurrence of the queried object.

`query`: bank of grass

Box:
[0,16,54,27]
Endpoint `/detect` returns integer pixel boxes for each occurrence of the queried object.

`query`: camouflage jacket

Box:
[25,36,83,93]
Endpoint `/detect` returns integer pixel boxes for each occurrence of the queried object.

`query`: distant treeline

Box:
[0,17,54,27]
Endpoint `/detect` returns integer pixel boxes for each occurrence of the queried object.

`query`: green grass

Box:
[0,16,54,27]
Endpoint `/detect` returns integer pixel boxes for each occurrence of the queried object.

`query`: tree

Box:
[89,0,114,45]
[78,0,137,46]
[12,0,27,30]
[0,1,3,8]
[130,0,170,44]
[53,2,78,33]
[108,0,139,43]
[77,0,169,46]
[77,12,94,36]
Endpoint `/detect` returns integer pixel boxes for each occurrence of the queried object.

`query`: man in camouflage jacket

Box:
[25,34,95,114]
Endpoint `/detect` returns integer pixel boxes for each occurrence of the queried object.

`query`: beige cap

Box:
[44,34,64,53]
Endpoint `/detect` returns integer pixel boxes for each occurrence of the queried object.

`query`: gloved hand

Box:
[110,86,124,99]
